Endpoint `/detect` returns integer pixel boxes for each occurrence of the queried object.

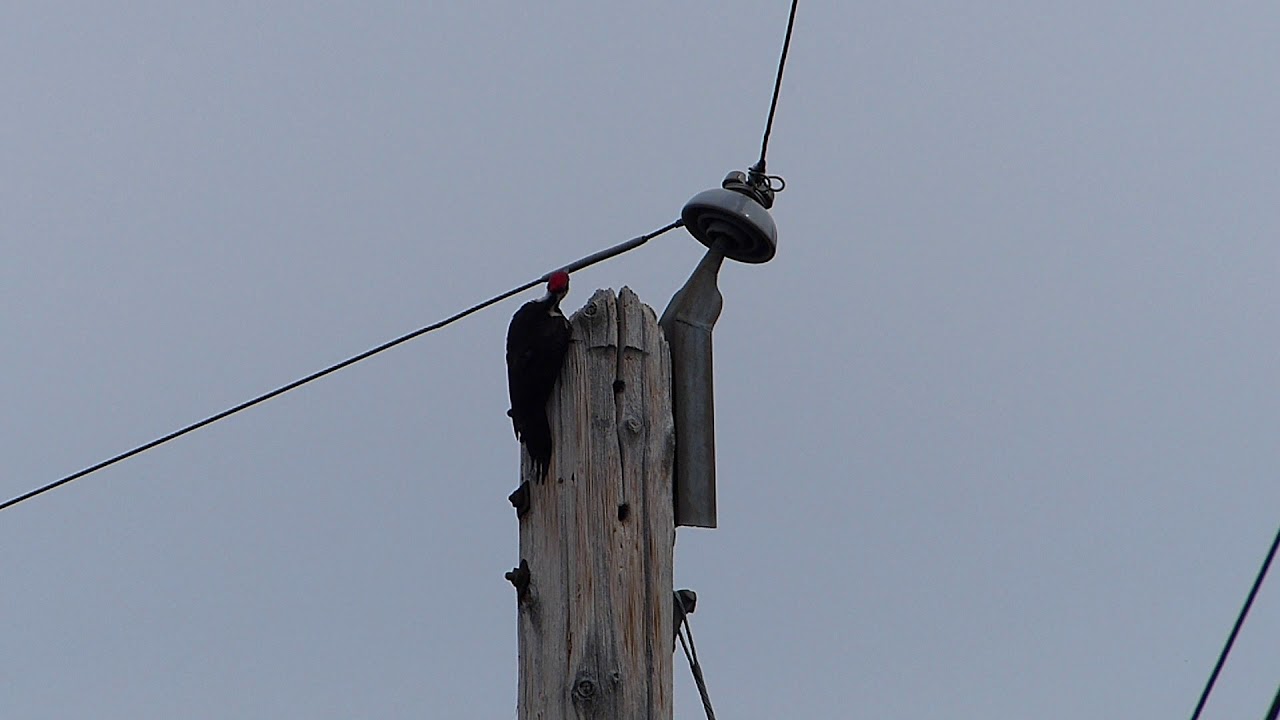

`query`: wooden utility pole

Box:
[509,287,675,720]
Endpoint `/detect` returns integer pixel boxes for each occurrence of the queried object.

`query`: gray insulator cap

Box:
[680,187,778,264]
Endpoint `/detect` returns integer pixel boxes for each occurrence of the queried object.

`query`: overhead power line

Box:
[752,0,800,176]
[1,219,683,514]
[1189,523,1280,720]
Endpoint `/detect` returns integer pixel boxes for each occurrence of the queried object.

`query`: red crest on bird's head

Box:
[547,271,570,295]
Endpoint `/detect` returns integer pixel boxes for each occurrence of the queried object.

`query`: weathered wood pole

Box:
[512,287,675,720]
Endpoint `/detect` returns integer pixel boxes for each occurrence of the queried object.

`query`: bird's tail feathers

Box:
[521,413,554,483]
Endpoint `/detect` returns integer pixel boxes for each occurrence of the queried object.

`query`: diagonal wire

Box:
[752,0,800,175]
[1,219,683,514]
[678,615,717,720]
[1190,523,1280,720]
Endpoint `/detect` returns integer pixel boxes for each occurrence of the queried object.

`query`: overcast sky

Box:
[3,2,1277,718]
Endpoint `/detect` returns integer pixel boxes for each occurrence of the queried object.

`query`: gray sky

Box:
[3,2,1277,717]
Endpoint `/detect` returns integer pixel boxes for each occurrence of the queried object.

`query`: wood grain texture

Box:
[515,288,675,720]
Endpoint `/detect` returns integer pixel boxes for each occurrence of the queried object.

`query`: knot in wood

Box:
[573,676,597,700]
[624,416,643,434]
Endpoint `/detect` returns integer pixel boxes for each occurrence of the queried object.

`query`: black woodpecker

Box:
[505,271,572,482]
